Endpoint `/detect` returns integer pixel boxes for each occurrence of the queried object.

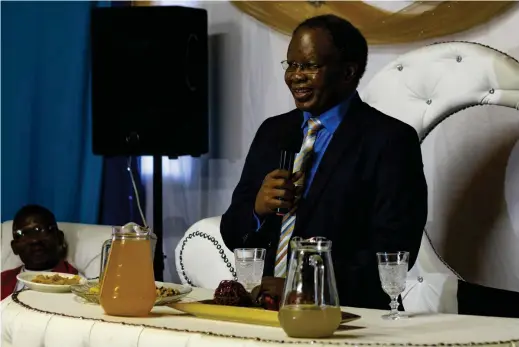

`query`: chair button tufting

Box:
[489,88,495,94]
[418,276,423,283]
[426,99,432,105]
[456,56,462,62]
[397,64,403,71]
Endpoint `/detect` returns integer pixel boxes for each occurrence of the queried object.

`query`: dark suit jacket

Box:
[220,94,428,310]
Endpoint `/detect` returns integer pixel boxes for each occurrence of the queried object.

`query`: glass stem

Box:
[389,296,399,315]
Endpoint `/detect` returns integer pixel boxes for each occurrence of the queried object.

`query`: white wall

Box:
[144,1,519,284]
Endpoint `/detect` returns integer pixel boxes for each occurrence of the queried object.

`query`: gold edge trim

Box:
[229,1,516,45]
[9,291,519,347]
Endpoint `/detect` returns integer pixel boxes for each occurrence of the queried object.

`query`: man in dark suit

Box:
[220,14,428,310]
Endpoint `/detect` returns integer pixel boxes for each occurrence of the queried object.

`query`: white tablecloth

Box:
[2,288,519,347]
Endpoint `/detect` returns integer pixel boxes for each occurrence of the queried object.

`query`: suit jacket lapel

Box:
[295,95,366,231]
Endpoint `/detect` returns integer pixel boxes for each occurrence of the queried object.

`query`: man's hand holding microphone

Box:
[254,169,303,217]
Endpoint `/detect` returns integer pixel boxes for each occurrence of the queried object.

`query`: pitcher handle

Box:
[309,254,325,306]
[100,239,112,281]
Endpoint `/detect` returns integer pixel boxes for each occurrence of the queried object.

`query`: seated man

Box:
[220,14,428,310]
[1,204,78,300]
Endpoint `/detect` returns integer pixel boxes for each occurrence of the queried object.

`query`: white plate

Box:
[17,272,86,293]
[70,280,192,306]
[154,281,192,306]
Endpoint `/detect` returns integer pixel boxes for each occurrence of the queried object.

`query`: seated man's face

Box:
[11,218,63,271]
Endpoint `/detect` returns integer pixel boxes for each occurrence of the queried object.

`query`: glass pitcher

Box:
[100,224,156,317]
[278,237,341,338]
[99,224,157,280]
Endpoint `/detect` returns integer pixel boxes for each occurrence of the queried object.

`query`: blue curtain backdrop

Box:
[1,1,103,223]
[98,156,147,226]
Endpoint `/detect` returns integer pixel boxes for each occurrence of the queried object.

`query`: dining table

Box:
[2,286,518,347]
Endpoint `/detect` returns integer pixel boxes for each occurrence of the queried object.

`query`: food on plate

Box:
[31,274,81,285]
[87,284,180,298]
[285,290,314,306]
[213,277,286,311]
[156,286,180,297]
[213,280,254,307]
[252,276,285,311]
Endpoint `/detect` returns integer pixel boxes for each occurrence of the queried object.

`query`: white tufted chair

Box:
[175,216,235,289]
[360,41,519,313]
[176,42,519,313]
[1,221,113,279]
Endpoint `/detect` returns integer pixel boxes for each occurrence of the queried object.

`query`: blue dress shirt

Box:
[253,93,355,230]
[299,95,353,197]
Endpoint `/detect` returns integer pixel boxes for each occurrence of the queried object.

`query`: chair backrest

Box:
[175,216,235,289]
[1,221,112,279]
[361,41,519,290]
[361,41,519,140]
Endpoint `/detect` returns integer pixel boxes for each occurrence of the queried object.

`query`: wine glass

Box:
[376,251,409,320]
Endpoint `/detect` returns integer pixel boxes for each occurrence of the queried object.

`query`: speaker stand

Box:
[153,155,164,281]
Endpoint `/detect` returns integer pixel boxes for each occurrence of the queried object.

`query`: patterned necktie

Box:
[274,118,323,278]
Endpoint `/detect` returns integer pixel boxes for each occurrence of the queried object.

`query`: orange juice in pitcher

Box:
[100,224,156,317]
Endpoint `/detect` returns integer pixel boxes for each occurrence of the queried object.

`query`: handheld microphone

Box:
[276,150,296,216]
[275,132,303,216]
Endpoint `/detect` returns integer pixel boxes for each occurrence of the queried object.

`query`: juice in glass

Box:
[100,235,156,317]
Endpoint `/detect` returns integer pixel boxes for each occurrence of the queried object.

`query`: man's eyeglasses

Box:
[13,225,57,240]
[281,60,322,73]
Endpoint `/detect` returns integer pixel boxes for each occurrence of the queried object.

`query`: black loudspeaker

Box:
[91,6,208,157]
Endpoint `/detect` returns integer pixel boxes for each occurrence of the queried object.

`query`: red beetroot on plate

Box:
[251,276,285,311]
[257,292,281,311]
[286,290,314,305]
[213,280,254,307]
[213,278,287,311]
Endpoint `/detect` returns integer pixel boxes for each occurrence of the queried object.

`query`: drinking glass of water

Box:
[234,248,266,291]
[376,251,409,320]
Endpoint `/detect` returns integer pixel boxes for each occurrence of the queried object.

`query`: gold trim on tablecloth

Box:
[10,291,519,347]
